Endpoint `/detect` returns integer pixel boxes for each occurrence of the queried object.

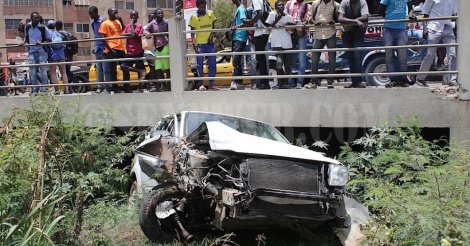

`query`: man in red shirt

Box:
[122,10,147,92]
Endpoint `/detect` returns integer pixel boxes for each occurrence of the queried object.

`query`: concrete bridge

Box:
[1,0,470,144]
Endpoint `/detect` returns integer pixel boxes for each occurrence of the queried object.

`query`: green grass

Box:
[79,200,341,246]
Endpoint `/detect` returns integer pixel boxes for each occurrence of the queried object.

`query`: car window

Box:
[185,112,289,144]
[167,119,175,136]
[156,116,172,132]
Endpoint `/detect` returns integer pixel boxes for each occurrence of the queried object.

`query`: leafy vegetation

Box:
[1,97,468,246]
[0,96,135,245]
[339,117,469,245]
[212,0,235,50]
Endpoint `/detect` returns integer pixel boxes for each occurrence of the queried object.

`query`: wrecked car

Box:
[130,111,368,244]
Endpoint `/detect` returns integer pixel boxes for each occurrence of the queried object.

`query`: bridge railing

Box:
[0,13,464,95]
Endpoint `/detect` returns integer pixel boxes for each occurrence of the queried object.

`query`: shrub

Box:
[339,117,468,245]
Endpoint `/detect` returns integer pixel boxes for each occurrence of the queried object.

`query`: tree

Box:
[212,0,235,50]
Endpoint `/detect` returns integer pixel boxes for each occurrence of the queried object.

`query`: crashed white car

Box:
[130,111,367,244]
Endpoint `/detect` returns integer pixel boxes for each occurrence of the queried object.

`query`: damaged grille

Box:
[245,158,320,194]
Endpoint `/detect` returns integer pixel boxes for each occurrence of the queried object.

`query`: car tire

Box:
[139,188,185,243]
[70,74,89,93]
[128,180,139,207]
[365,56,391,86]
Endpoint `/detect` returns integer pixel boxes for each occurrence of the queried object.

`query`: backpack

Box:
[59,31,79,58]
[261,0,273,22]
[50,31,65,50]
[252,0,272,23]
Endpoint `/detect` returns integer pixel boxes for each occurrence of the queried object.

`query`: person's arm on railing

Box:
[99,25,116,55]
[421,0,433,38]
[339,14,368,29]
[378,4,387,17]
[408,2,415,19]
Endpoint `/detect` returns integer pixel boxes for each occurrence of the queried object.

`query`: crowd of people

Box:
[0,0,458,95]
[214,0,457,90]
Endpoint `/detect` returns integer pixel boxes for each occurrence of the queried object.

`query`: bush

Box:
[0,96,136,244]
[339,117,469,245]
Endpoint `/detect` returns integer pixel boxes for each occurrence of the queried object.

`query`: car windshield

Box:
[185,112,289,144]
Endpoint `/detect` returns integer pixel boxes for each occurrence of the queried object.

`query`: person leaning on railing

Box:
[285,0,310,89]
[122,10,147,93]
[89,6,111,94]
[99,7,130,93]
[144,8,171,92]
[265,0,295,89]
[189,0,218,91]
[229,0,248,91]
[143,11,157,91]
[305,0,340,89]
[22,12,51,95]
[378,0,414,88]
[244,0,271,90]
[414,0,457,87]
[47,20,70,95]
[338,0,369,88]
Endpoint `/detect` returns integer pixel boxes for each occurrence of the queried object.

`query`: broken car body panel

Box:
[131,111,368,245]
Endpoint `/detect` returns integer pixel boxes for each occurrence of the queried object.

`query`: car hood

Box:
[198,122,340,164]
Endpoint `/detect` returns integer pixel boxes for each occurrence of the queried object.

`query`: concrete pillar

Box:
[458,0,470,94]
[168,18,188,93]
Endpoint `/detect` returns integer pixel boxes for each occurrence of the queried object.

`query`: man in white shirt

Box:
[245,0,271,89]
[415,0,457,87]
[266,0,294,89]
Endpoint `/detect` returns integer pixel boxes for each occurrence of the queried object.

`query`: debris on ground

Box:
[430,85,460,99]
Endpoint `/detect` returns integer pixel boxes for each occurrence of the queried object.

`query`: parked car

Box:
[188,48,251,88]
[130,111,368,243]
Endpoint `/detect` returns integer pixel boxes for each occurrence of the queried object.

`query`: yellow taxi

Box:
[87,49,250,89]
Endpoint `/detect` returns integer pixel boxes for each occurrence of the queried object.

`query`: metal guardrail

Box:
[0,15,459,92]
[0,32,169,49]
[186,43,458,57]
[184,16,458,33]
[0,56,170,69]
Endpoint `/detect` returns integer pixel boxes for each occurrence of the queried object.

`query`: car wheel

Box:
[269,60,278,88]
[365,56,390,86]
[139,188,186,243]
[70,74,88,93]
[128,180,139,207]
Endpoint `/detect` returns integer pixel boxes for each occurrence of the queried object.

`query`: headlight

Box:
[328,164,349,187]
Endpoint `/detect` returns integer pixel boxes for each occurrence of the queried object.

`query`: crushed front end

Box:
[213,157,350,232]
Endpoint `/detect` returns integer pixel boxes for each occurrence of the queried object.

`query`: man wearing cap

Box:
[189,0,217,91]
[48,20,70,94]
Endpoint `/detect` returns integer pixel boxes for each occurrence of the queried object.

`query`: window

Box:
[115,0,124,9]
[75,23,89,33]
[147,0,156,8]
[64,23,73,32]
[5,0,53,6]
[125,1,134,10]
[63,0,71,5]
[5,19,21,30]
[77,47,91,56]
[148,0,173,8]
[73,0,90,6]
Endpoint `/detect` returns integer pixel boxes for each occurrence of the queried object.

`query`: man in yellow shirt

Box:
[189,0,217,90]
[99,7,131,93]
